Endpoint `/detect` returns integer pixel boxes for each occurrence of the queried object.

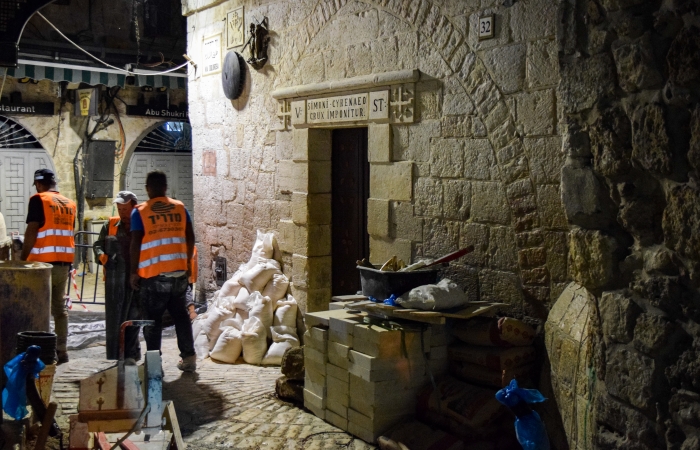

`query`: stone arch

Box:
[275,0,553,314]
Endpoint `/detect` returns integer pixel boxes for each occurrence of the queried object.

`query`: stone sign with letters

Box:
[283,90,396,127]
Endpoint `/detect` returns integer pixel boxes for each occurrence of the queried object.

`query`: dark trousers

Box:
[140,275,195,359]
[122,289,142,360]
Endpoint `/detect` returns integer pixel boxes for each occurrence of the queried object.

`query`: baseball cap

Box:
[33,168,55,182]
[113,191,138,204]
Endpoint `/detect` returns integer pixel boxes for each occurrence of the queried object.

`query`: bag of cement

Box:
[210,327,243,363]
[231,288,252,311]
[252,230,277,259]
[262,326,300,365]
[241,316,267,365]
[453,317,536,347]
[274,295,298,328]
[221,316,241,331]
[219,278,243,298]
[194,330,210,360]
[248,293,274,337]
[396,278,469,311]
[216,295,237,312]
[239,258,282,293]
[192,311,207,337]
[262,273,290,306]
[200,304,234,349]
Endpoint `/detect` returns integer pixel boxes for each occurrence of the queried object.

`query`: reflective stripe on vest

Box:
[108,217,119,236]
[27,191,76,264]
[189,246,198,284]
[136,197,188,278]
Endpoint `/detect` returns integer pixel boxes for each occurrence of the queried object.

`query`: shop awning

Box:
[6,59,187,89]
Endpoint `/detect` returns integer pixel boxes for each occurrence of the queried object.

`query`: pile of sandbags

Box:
[192,230,300,366]
[448,317,536,388]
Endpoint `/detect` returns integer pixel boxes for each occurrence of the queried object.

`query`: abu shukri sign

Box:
[125,104,189,120]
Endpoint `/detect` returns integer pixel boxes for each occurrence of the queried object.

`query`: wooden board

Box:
[345,300,505,325]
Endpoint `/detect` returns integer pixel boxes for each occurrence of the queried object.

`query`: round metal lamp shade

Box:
[221,51,247,100]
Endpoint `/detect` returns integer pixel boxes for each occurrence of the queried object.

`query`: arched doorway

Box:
[0,116,55,234]
[124,121,193,214]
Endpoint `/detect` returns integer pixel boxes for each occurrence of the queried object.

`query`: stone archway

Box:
[273,0,559,316]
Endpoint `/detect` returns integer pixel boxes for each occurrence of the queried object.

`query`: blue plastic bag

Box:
[495,379,550,450]
[383,294,398,306]
[2,347,46,420]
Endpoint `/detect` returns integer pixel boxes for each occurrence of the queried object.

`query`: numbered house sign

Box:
[479,15,494,40]
[202,34,222,76]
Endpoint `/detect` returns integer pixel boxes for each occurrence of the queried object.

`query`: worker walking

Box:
[93,191,142,362]
[129,171,197,372]
[21,169,76,364]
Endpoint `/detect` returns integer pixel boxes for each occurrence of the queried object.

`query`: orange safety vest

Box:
[189,246,198,284]
[107,217,119,236]
[27,191,76,263]
[136,197,188,278]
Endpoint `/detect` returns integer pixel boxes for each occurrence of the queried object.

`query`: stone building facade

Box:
[185,0,700,448]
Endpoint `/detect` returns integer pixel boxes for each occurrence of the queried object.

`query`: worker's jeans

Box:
[50,264,70,353]
[140,275,195,359]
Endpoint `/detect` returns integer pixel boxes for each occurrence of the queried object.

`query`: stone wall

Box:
[185,0,568,316]
[558,0,700,448]
[4,77,186,223]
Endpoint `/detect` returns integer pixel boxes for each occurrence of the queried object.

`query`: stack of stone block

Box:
[303,309,450,443]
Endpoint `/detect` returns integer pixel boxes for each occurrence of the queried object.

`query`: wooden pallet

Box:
[345,300,505,325]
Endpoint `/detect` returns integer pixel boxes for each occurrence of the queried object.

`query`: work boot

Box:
[177,355,196,372]
[57,350,69,365]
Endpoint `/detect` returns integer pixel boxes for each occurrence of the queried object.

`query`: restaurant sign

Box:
[126,105,189,120]
[0,101,55,115]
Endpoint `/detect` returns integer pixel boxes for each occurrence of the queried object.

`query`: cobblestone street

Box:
[53,338,374,450]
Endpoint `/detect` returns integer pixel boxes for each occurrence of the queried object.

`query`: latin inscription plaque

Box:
[307,93,369,124]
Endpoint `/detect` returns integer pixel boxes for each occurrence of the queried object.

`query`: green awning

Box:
[7,60,187,89]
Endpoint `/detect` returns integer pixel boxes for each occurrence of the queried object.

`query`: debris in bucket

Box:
[379,255,406,272]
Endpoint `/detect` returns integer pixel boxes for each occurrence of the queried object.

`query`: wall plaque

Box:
[307,93,369,124]
[368,90,389,121]
[202,151,216,176]
[202,34,222,76]
[479,15,495,40]
[291,100,305,125]
[226,7,245,48]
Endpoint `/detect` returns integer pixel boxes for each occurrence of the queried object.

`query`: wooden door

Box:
[331,128,369,295]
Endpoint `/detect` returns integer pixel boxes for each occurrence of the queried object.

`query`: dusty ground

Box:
[51,338,374,450]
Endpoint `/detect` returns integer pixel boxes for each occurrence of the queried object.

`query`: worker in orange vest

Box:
[93,191,142,361]
[186,246,200,320]
[21,169,76,364]
[129,171,196,372]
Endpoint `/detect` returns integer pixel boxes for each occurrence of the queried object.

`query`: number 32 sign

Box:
[479,15,495,40]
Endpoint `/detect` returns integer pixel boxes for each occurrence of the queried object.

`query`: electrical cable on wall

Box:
[35,12,190,76]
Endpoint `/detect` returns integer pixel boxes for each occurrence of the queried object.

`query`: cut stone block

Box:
[328,341,350,369]
[331,295,368,303]
[305,347,327,365]
[310,326,328,342]
[329,301,353,310]
[353,324,423,358]
[305,327,328,353]
[305,371,326,397]
[305,309,360,328]
[327,375,349,408]
[304,388,326,412]
[329,316,363,347]
[348,374,420,414]
[304,358,326,376]
[348,350,426,383]
[327,363,349,383]
[348,409,411,443]
[325,408,349,431]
